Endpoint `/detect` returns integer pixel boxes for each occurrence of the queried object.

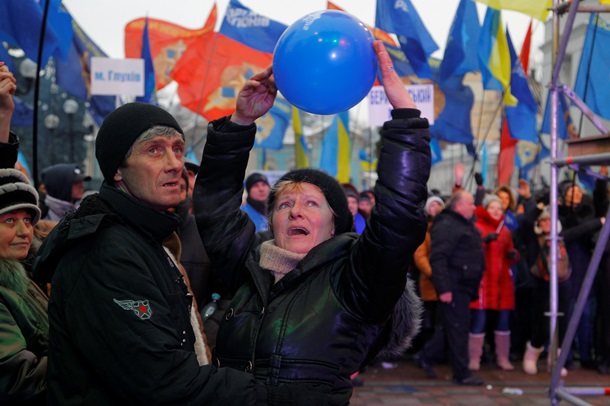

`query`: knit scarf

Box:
[259,240,306,283]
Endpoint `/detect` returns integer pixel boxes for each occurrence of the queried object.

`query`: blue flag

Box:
[505,29,537,142]
[136,18,156,104]
[375,0,438,79]
[439,0,480,82]
[430,138,443,166]
[503,209,519,231]
[255,98,291,150]
[319,112,351,182]
[430,75,475,145]
[0,0,72,66]
[220,0,287,53]
[10,98,34,127]
[540,91,575,140]
[516,139,550,181]
[55,17,115,125]
[574,13,610,120]
[478,8,504,92]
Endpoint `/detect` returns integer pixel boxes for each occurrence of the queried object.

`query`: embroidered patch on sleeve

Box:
[113,298,153,320]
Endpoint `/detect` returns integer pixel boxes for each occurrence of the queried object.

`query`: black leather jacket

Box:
[194,109,431,405]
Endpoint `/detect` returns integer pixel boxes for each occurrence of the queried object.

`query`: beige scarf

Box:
[259,240,306,283]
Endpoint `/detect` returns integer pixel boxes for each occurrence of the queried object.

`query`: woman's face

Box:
[272,182,335,254]
[427,201,443,217]
[497,191,511,212]
[564,185,583,207]
[0,210,34,260]
[538,217,551,234]
[486,200,504,221]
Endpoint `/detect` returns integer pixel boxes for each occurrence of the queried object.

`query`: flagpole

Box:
[32,0,53,188]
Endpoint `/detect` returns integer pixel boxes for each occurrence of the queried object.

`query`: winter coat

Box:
[33,183,256,406]
[194,109,430,405]
[413,221,437,302]
[43,194,78,222]
[0,244,48,405]
[559,196,603,298]
[470,206,518,310]
[430,209,485,300]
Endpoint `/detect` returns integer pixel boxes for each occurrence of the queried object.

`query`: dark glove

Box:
[474,172,484,186]
[507,250,519,260]
[483,233,498,243]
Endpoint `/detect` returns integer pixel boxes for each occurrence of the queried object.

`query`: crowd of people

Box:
[1,35,609,405]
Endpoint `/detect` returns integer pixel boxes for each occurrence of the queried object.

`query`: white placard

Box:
[90,57,144,96]
[368,84,434,126]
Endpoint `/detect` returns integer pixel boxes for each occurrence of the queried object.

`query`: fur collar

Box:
[0,258,29,294]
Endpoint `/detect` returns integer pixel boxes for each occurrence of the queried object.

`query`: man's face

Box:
[115,133,185,211]
[347,196,359,216]
[71,181,84,202]
[249,181,270,202]
[454,193,475,220]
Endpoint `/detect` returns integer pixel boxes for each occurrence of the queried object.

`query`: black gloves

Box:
[483,233,498,243]
[475,172,484,187]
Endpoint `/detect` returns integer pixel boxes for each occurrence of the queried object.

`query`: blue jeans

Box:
[470,309,511,334]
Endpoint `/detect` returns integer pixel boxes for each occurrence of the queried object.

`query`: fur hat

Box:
[424,196,445,215]
[96,102,184,182]
[482,194,502,209]
[245,172,270,193]
[534,207,562,235]
[268,168,352,235]
[0,168,41,225]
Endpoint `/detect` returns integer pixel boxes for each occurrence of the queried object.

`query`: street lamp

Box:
[16,58,37,96]
[63,99,79,162]
[44,113,60,165]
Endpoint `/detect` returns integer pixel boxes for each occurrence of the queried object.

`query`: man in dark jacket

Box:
[33,103,256,405]
[419,190,486,385]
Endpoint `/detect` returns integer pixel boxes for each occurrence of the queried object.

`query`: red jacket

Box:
[470,206,519,310]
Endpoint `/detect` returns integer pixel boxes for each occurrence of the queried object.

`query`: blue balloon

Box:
[273,10,377,115]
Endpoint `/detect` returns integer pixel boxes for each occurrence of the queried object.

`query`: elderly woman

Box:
[194,40,430,405]
[0,168,47,404]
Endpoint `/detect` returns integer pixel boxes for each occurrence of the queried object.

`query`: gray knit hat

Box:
[96,102,184,182]
[268,168,352,235]
[0,168,41,225]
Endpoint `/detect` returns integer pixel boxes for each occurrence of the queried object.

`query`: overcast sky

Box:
[61,0,545,65]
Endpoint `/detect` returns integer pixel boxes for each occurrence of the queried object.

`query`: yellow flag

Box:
[474,0,552,21]
[336,115,351,183]
[490,17,518,106]
[292,107,309,168]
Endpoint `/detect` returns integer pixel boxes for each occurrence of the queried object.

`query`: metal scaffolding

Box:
[547,1,610,405]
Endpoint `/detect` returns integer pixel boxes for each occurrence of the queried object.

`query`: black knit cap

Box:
[245,172,269,193]
[267,168,352,235]
[96,102,184,182]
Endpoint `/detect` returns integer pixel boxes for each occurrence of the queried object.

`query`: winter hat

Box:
[482,194,502,209]
[96,102,184,182]
[268,168,352,235]
[41,163,90,202]
[534,207,562,234]
[0,168,41,225]
[424,196,445,215]
[342,183,360,201]
[245,172,270,193]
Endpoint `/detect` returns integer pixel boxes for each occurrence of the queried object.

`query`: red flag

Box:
[497,21,533,185]
[520,22,533,72]
[124,4,217,90]
[171,33,272,121]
